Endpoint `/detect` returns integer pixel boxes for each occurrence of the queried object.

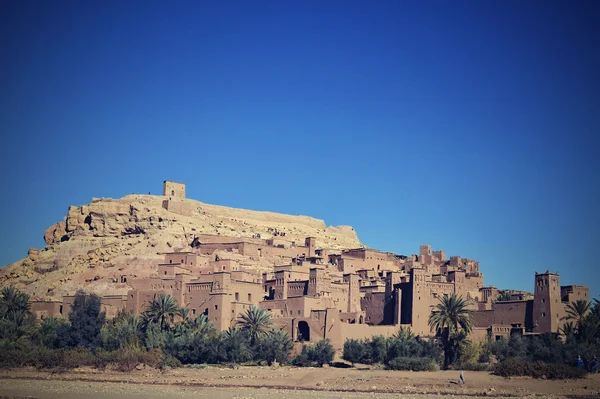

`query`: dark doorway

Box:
[298,321,310,342]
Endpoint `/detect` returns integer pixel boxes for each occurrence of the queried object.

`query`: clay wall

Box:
[361,292,386,325]
[161,199,194,216]
[480,287,499,303]
[471,327,491,343]
[449,256,461,267]
[100,295,127,318]
[163,252,206,268]
[129,277,178,292]
[184,282,214,318]
[491,300,530,327]
[126,288,170,314]
[432,250,446,261]
[231,280,263,305]
[157,264,189,277]
[261,297,328,319]
[196,242,243,256]
[561,285,589,303]
[287,281,309,298]
[340,323,401,343]
[30,301,63,319]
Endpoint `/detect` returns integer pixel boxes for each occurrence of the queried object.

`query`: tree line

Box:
[1,286,598,378]
[0,287,335,370]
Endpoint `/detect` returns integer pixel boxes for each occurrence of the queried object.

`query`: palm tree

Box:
[178,307,190,321]
[429,293,473,335]
[559,321,576,337]
[236,305,272,345]
[0,286,30,320]
[428,293,473,368]
[591,298,600,318]
[564,300,591,335]
[142,293,179,331]
[189,314,216,336]
[394,325,415,341]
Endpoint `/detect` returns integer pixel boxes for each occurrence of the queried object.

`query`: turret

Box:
[533,271,561,333]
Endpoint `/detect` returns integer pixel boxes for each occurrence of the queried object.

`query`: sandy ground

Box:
[0,366,598,399]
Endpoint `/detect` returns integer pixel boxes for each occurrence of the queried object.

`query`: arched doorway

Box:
[298,321,310,342]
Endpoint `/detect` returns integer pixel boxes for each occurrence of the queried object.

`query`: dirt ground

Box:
[0,366,598,399]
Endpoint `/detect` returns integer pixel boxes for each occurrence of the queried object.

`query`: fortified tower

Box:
[533,271,561,333]
[343,273,361,312]
[308,268,326,297]
[305,237,317,257]
[274,270,288,300]
[163,180,186,198]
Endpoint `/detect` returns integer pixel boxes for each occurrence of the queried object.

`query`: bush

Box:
[66,290,106,349]
[159,353,182,370]
[292,339,335,367]
[343,339,369,365]
[387,357,439,371]
[254,330,293,365]
[493,358,586,380]
[456,361,491,371]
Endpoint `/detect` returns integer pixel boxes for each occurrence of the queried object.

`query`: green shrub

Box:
[61,347,94,368]
[254,330,293,365]
[386,356,439,371]
[493,359,586,380]
[343,339,369,365]
[292,339,335,367]
[159,353,182,370]
[456,361,491,371]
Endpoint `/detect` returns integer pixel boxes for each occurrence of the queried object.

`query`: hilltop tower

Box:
[163,180,186,198]
[533,271,561,333]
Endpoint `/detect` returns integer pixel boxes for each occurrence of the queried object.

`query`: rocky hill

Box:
[0,194,361,300]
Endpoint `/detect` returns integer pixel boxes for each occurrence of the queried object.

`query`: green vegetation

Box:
[342,333,441,370]
[291,339,335,367]
[340,296,600,379]
[428,293,472,368]
[3,285,599,379]
[493,358,586,379]
[0,287,296,370]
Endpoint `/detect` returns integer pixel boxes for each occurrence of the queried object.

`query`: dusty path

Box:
[0,367,598,398]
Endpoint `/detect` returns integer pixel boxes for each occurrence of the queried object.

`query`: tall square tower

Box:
[163,181,186,198]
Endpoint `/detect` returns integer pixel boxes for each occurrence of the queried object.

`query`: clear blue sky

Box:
[1,1,598,297]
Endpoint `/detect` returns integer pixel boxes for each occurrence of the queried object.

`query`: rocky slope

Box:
[0,194,361,300]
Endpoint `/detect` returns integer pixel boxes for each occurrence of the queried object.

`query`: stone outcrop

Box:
[1,194,362,300]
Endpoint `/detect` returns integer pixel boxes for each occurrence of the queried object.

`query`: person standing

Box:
[577,355,583,369]
[459,370,465,384]
[592,354,597,374]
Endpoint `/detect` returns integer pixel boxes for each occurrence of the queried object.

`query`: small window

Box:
[171,190,175,196]
[192,309,196,315]
[235,292,239,301]
[215,305,218,310]
[59,305,63,315]
[170,260,172,264]
[542,312,546,317]
[164,271,167,275]
[248,293,252,302]
[298,310,301,315]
